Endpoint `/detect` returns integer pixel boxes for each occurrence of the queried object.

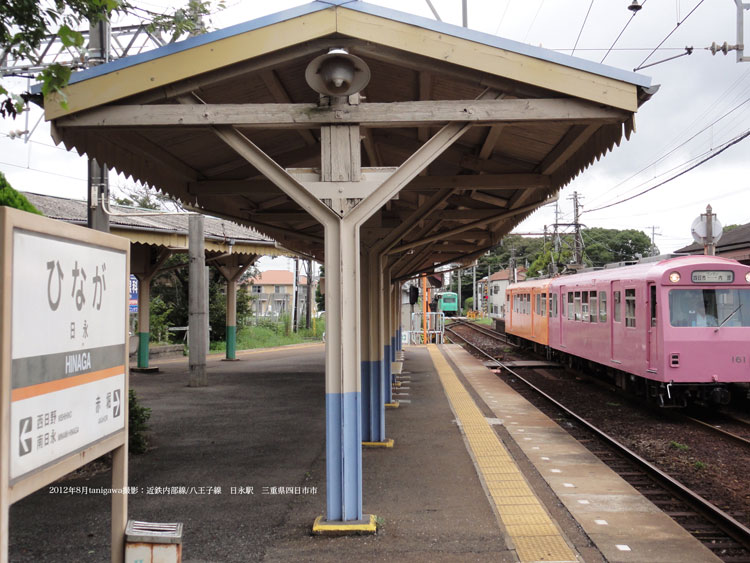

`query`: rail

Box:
[444,325,750,554]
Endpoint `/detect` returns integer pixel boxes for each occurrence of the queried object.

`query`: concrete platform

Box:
[7,343,719,562]
[441,344,721,563]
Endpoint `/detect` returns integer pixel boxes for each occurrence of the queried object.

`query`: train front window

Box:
[669,289,750,327]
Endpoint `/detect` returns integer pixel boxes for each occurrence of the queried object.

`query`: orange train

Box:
[505,278,552,347]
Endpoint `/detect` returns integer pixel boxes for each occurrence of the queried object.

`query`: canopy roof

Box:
[42,0,655,279]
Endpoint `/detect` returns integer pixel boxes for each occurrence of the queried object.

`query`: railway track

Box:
[453,321,750,452]
[445,323,750,561]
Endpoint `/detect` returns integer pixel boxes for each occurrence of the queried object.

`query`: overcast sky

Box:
[1,0,748,261]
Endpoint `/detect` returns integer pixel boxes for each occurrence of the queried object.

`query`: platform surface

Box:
[7,343,719,562]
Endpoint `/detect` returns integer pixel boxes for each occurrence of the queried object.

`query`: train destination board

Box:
[10,227,127,481]
[691,270,735,284]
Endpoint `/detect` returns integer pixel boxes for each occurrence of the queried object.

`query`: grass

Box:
[669,441,690,451]
[694,461,707,470]
[209,319,325,352]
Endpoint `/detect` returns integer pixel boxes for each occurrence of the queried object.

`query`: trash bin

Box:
[125,520,183,563]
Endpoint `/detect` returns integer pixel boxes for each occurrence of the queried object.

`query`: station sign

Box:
[10,227,127,480]
[0,206,130,560]
[129,274,138,313]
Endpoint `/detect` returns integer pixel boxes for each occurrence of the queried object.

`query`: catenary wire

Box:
[601,0,647,63]
[634,0,706,71]
[572,0,595,55]
[582,129,750,215]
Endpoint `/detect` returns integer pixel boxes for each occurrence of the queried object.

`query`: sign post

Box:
[0,207,130,562]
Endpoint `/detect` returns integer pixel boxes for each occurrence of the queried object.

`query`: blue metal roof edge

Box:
[33,0,651,95]
[343,1,651,88]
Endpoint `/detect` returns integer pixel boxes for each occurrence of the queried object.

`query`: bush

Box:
[129,389,151,454]
[0,173,42,214]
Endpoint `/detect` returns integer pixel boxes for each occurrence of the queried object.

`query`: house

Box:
[477,268,527,318]
[245,270,312,319]
[676,223,750,265]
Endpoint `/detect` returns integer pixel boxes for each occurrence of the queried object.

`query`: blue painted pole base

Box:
[325,392,363,522]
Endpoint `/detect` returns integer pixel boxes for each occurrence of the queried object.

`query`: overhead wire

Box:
[582,129,750,215]
[601,0,647,63]
[571,0,595,55]
[634,0,706,71]
[586,95,750,209]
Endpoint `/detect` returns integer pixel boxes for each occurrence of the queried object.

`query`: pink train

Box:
[505,255,750,406]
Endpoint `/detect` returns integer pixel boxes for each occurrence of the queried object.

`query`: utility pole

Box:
[648,225,661,256]
[568,191,584,265]
[457,267,462,316]
[293,257,300,332]
[704,204,716,256]
[472,263,476,312]
[552,202,561,275]
[87,14,111,232]
[306,259,313,329]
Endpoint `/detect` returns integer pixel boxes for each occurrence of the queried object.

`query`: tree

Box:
[1,1,222,118]
[0,171,41,213]
[582,228,652,267]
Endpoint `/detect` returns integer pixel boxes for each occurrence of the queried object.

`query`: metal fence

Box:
[406,312,445,344]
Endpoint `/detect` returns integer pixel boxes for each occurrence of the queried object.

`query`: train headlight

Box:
[746,272,750,283]
[669,272,681,283]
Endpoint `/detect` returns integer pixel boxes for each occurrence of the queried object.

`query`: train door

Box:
[647,283,658,372]
[610,281,622,363]
[559,285,567,348]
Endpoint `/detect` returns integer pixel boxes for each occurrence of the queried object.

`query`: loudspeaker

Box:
[305,48,371,97]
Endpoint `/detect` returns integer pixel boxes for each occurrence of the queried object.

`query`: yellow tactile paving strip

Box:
[427,344,577,563]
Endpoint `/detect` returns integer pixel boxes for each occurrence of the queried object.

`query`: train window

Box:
[669,289,750,327]
[567,292,574,320]
[574,291,582,321]
[599,291,607,322]
[552,294,558,318]
[614,291,621,322]
[541,293,547,316]
[650,285,657,327]
[625,288,636,328]
[581,291,589,321]
[590,292,598,323]
[535,293,541,314]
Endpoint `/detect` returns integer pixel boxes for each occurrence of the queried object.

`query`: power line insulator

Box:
[628,1,642,13]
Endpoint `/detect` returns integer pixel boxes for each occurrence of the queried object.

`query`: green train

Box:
[434,291,459,316]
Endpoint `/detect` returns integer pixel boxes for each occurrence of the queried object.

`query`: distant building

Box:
[478,268,527,318]
[244,270,313,319]
[676,223,750,265]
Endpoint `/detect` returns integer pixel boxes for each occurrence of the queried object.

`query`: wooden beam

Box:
[260,69,317,146]
[56,99,628,129]
[388,196,557,254]
[418,72,432,143]
[536,123,600,175]
[406,173,550,191]
[468,191,509,207]
[478,124,505,160]
[187,172,550,195]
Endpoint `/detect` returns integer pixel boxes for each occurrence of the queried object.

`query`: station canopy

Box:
[40,0,655,280]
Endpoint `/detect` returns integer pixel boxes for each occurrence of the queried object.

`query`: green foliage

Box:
[582,228,652,267]
[693,461,707,470]
[128,389,151,454]
[0,172,42,213]
[464,296,474,310]
[315,264,325,312]
[669,441,689,451]
[209,318,324,352]
[150,255,252,344]
[149,295,173,343]
[1,1,223,118]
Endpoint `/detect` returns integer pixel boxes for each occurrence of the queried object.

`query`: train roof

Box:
[509,255,748,288]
